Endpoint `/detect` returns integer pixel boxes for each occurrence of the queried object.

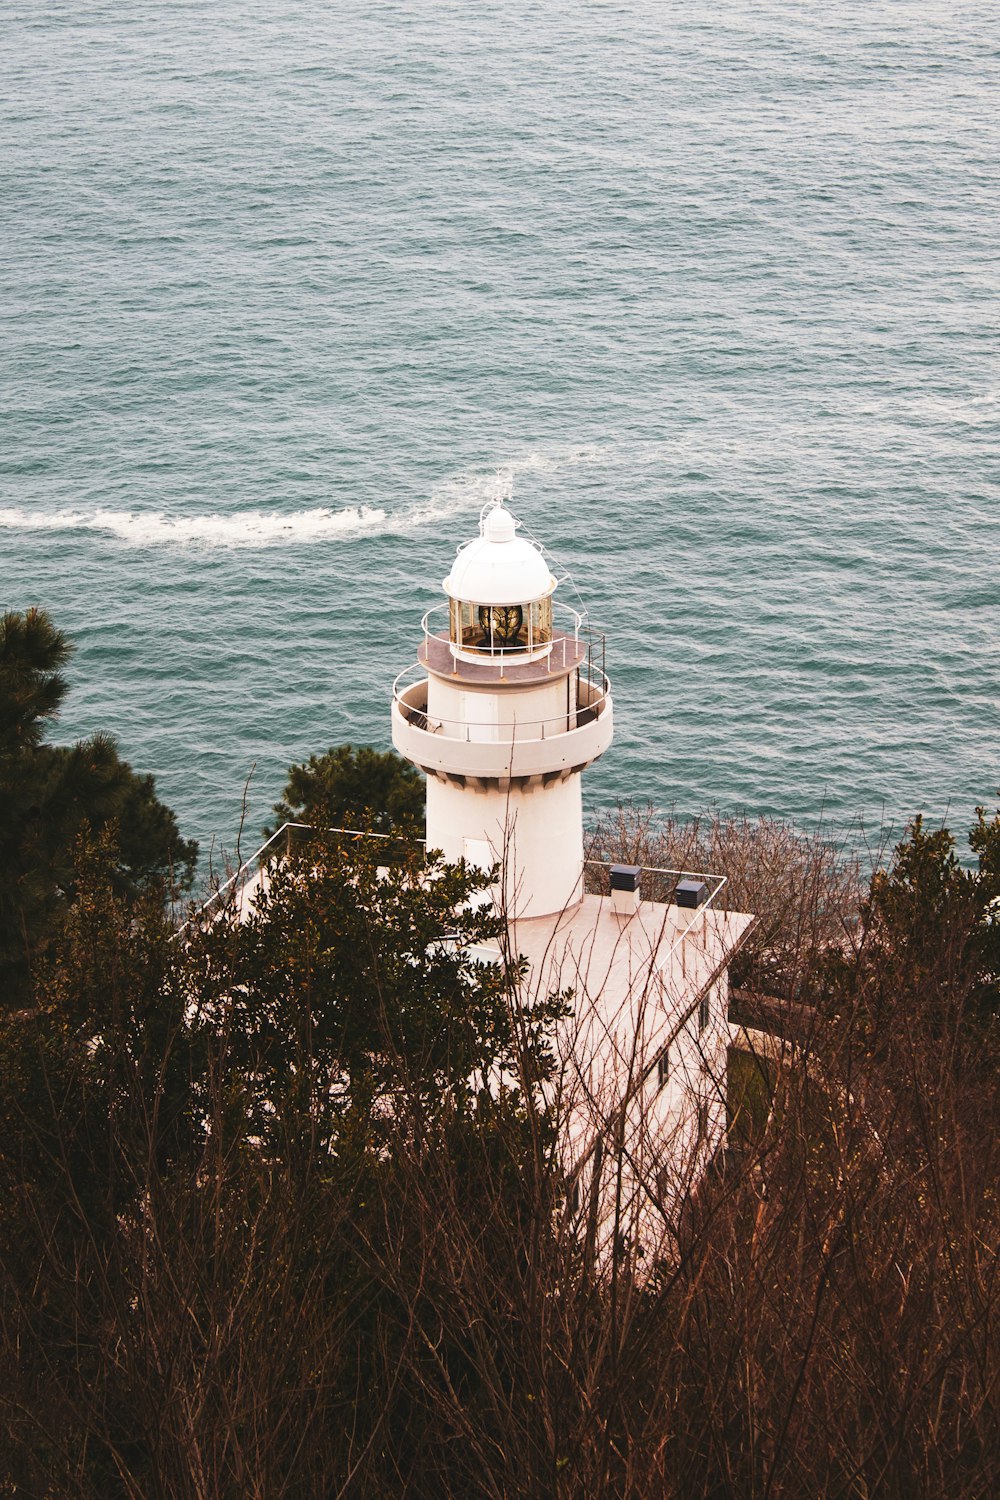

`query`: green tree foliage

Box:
[270,742,424,835]
[0,829,203,1493]
[850,805,1000,1040]
[0,608,197,1006]
[0,605,71,754]
[196,831,566,1158]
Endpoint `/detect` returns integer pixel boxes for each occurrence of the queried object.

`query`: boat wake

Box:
[0,445,611,550]
[0,504,389,548]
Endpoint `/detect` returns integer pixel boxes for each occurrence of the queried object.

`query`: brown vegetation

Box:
[0,807,997,1497]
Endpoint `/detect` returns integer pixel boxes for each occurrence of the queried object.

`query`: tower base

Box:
[425,772,584,920]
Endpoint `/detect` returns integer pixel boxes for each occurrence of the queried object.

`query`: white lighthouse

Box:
[215,493,755,1267]
[390,495,755,1266]
[391,498,612,918]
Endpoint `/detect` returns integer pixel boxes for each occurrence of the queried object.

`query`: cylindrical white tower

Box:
[391,500,613,919]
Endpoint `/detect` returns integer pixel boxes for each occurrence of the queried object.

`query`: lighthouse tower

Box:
[391,499,613,918]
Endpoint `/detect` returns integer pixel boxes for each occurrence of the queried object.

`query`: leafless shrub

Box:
[586,802,864,1000]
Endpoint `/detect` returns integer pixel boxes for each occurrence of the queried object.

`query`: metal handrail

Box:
[420,599,585,660]
[583,859,728,914]
[176,822,426,937]
[179,823,730,948]
[392,663,612,744]
[584,858,727,887]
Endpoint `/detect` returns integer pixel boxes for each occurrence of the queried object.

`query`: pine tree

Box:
[269,742,424,835]
[0,606,71,755]
[0,608,197,1006]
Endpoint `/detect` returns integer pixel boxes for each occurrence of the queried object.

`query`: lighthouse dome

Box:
[443,503,555,606]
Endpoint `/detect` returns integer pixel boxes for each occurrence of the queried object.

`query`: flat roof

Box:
[506,894,756,1169]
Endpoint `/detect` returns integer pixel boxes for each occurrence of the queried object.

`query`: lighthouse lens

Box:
[449,598,553,657]
[477,604,524,650]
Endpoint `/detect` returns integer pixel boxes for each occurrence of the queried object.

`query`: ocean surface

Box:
[2,0,998,875]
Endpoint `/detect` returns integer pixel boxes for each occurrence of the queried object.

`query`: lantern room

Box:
[443,501,557,664]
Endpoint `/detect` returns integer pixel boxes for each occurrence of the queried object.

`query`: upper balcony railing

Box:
[419,601,606,688]
[422,599,583,664]
[427,598,583,659]
[391,659,614,780]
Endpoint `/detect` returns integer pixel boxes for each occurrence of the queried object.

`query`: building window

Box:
[696,1100,709,1140]
[656,1050,669,1091]
[698,989,711,1034]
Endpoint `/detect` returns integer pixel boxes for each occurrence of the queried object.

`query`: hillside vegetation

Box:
[0,613,997,1497]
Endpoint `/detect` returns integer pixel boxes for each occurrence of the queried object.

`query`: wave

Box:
[0,445,611,550]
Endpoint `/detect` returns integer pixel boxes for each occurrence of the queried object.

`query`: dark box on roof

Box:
[674,879,708,908]
[609,864,642,893]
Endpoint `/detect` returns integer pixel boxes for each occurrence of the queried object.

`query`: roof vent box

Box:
[609,863,641,918]
[673,879,708,909]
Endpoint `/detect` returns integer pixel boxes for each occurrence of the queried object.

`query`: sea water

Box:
[2,0,998,871]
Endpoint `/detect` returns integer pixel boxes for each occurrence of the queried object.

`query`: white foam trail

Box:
[0,504,388,548]
[0,445,612,550]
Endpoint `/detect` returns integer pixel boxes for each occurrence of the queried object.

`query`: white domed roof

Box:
[443,503,556,606]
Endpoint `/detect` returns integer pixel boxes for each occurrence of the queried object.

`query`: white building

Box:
[392,499,755,1263]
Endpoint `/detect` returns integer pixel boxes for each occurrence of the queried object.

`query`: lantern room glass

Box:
[448,595,552,656]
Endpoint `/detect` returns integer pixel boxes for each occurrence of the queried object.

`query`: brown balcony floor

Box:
[419,631,585,684]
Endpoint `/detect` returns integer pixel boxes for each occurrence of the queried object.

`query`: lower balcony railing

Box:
[392,665,610,744]
[391,663,613,780]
